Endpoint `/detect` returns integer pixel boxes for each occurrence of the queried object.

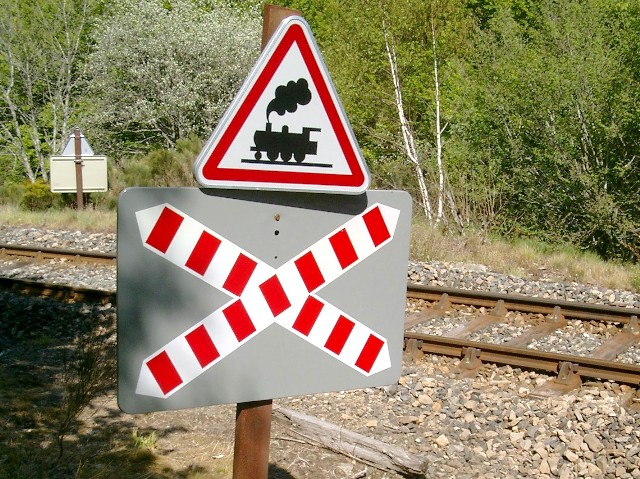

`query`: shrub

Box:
[20,181,56,210]
[0,182,26,205]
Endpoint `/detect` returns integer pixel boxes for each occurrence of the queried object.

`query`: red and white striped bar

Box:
[277,294,391,375]
[272,203,400,303]
[261,203,399,376]
[136,204,272,298]
[136,296,272,397]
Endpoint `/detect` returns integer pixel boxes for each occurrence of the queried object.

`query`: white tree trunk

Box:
[383,23,433,222]
[431,19,446,223]
[0,0,90,183]
[0,52,36,182]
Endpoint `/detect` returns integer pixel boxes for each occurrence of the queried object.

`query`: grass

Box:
[132,429,158,449]
[0,204,116,232]
[1,203,638,292]
[410,218,640,292]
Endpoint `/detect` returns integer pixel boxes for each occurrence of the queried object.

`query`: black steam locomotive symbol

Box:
[242,78,331,168]
[250,123,321,163]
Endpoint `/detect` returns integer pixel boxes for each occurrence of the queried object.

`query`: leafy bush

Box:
[0,182,26,206]
[89,192,118,211]
[20,181,56,210]
[117,135,202,189]
[86,0,260,152]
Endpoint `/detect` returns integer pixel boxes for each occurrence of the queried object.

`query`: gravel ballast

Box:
[1,225,638,478]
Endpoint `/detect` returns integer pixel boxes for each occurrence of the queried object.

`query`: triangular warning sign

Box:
[193,16,370,194]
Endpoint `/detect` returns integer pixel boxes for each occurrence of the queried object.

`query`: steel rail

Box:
[407,282,640,324]
[405,331,640,385]
[1,244,636,324]
[0,243,116,264]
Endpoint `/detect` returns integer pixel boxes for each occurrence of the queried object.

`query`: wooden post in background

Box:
[261,4,301,49]
[73,127,84,210]
[231,5,301,479]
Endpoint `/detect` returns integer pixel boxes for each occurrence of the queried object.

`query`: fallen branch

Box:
[273,405,427,478]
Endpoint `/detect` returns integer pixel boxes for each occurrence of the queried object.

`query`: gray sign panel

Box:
[118,188,411,413]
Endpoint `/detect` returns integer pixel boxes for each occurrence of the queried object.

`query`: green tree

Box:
[85,0,261,156]
[0,0,98,184]
[455,0,640,259]
[277,0,475,227]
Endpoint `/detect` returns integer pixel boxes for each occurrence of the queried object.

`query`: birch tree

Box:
[380,0,466,227]
[383,22,433,221]
[0,0,94,183]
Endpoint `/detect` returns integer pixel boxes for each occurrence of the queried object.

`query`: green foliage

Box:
[85,0,261,155]
[89,191,118,211]
[0,0,101,183]
[450,0,640,260]
[1,0,639,263]
[131,430,157,450]
[0,182,26,206]
[115,135,202,190]
[20,181,55,210]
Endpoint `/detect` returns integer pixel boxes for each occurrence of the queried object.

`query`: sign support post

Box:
[231,5,301,479]
[73,127,84,209]
[232,399,274,479]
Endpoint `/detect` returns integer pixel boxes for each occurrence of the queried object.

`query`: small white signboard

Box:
[49,155,108,193]
[49,129,108,193]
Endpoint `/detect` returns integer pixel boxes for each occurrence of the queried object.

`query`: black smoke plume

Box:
[266,78,312,121]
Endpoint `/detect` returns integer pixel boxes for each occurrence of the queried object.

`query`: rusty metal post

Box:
[231,6,301,479]
[74,127,84,209]
[261,4,301,49]
[232,399,273,479]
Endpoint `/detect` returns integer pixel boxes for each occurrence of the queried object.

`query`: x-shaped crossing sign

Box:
[134,201,401,398]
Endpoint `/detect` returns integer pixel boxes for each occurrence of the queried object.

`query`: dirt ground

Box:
[78,392,401,479]
[1,341,400,479]
[0,292,407,479]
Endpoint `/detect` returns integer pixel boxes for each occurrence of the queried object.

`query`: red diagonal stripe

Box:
[294,251,325,292]
[363,206,391,247]
[259,275,291,317]
[223,300,256,342]
[146,351,183,395]
[292,296,323,336]
[355,334,384,373]
[329,228,358,269]
[223,254,257,296]
[324,315,355,355]
[145,207,184,253]
[185,231,222,276]
[185,325,220,367]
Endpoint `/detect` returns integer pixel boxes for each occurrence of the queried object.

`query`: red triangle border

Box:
[199,20,367,190]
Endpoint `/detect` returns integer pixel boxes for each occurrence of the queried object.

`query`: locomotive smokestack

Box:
[266,78,312,121]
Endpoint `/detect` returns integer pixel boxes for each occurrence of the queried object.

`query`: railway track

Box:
[407,283,639,324]
[1,244,639,392]
[405,284,640,406]
[0,243,116,264]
